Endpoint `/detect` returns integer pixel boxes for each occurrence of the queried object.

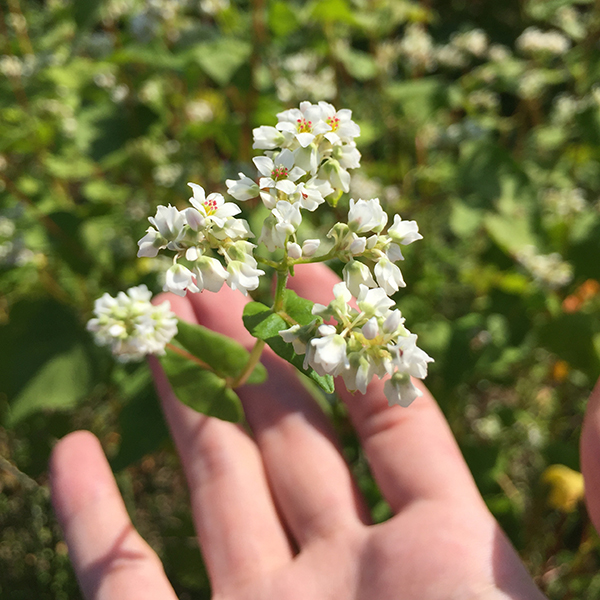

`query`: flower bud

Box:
[286,242,302,259]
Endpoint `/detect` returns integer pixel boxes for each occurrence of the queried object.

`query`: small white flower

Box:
[252,125,294,149]
[213,217,253,242]
[227,261,265,295]
[390,334,434,379]
[226,173,260,201]
[165,263,199,296]
[253,149,305,198]
[290,177,333,211]
[318,102,361,144]
[384,372,423,407]
[348,198,388,234]
[188,182,241,228]
[276,101,330,148]
[273,200,303,237]
[310,330,349,376]
[259,214,287,252]
[341,353,376,394]
[343,260,376,297]
[333,142,361,170]
[388,214,423,245]
[312,281,353,320]
[148,204,186,243]
[319,158,351,193]
[293,144,321,175]
[356,285,395,318]
[183,206,207,231]
[374,256,406,294]
[279,323,309,354]
[193,256,229,293]
[383,310,405,336]
[385,241,404,263]
[137,227,165,258]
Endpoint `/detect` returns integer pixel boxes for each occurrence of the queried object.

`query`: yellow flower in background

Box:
[542,464,585,512]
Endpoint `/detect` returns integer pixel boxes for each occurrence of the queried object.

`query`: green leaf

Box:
[386,78,447,126]
[159,349,243,422]
[73,0,103,29]
[111,374,169,471]
[193,39,252,86]
[307,0,355,24]
[0,299,99,426]
[336,48,378,81]
[173,320,266,384]
[268,1,300,36]
[484,213,537,255]
[449,199,484,238]
[7,345,93,426]
[242,290,335,394]
[89,103,159,161]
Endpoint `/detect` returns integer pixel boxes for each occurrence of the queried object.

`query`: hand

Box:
[50,264,599,600]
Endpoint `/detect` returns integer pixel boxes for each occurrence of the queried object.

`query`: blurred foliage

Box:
[1,0,600,597]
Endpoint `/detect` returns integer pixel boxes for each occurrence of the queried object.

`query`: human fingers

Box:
[580,378,600,533]
[150,294,292,594]
[184,285,370,547]
[288,263,484,513]
[49,431,177,600]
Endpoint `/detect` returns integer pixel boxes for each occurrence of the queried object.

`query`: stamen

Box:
[327,115,340,131]
[271,166,290,180]
[296,117,313,133]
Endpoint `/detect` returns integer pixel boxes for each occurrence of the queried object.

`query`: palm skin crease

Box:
[50,264,600,600]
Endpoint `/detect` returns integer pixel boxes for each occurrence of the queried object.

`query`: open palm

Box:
[51,264,600,600]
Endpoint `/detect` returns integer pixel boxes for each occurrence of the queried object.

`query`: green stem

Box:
[274,269,288,311]
[256,255,280,269]
[290,249,337,265]
[230,338,265,388]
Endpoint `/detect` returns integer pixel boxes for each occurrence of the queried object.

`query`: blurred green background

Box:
[2,0,600,597]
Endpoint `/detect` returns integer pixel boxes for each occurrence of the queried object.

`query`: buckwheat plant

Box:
[90,101,432,421]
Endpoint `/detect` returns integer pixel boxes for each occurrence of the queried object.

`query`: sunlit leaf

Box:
[159,349,243,422]
[243,290,335,393]
[173,319,266,384]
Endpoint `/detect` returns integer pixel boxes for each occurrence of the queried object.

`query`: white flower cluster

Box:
[275,52,337,103]
[516,27,570,57]
[451,29,489,58]
[517,245,573,289]
[280,282,433,407]
[542,187,586,218]
[87,285,178,362]
[227,101,362,252]
[137,183,264,296]
[328,197,422,296]
[399,24,436,72]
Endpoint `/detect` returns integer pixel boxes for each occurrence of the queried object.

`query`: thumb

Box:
[580,378,600,532]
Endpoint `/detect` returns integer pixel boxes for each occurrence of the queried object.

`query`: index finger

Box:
[288,263,484,513]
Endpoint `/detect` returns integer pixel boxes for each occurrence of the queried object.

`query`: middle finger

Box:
[186,284,370,546]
